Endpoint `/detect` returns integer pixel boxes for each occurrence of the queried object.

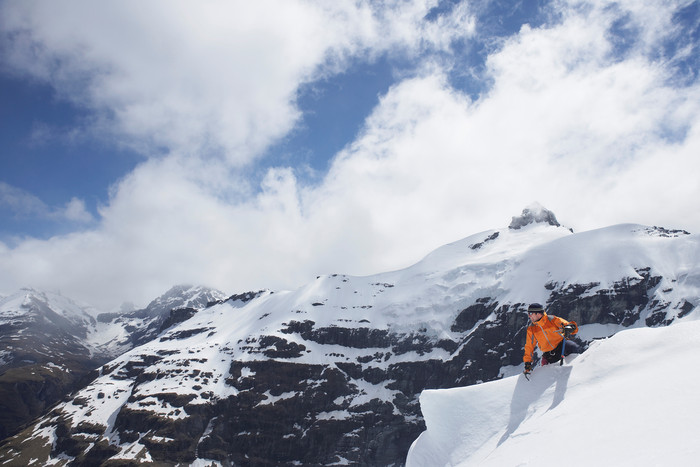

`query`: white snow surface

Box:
[407,316,700,467]
[0,287,97,325]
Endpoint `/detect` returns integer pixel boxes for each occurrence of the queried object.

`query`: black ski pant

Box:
[541,338,581,364]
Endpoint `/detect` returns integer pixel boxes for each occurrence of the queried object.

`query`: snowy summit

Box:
[508,203,563,230]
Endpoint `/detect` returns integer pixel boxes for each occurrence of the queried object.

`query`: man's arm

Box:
[554,316,578,337]
[523,327,536,362]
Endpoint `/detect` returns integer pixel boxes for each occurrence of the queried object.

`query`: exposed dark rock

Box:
[470,232,500,250]
[643,226,690,237]
[0,362,95,440]
[221,290,266,306]
[258,336,307,358]
[160,327,214,342]
[509,205,561,230]
[678,300,696,318]
[302,326,391,349]
[280,319,315,334]
[546,268,663,326]
[197,360,413,466]
[451,298,497,332]
[159,307,198,332]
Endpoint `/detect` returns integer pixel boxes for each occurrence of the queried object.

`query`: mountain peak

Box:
[508,203,562,230]
[144,284,227,314]
[1,287,97,320]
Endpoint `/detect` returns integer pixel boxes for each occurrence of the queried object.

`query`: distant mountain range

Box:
[1,205,698,465]
[0,285,227,440]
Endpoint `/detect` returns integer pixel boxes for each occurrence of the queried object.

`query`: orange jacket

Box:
[523,313,578,363]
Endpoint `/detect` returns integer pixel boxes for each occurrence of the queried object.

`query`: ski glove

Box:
[562,324,576,338]
[524,362,533,374]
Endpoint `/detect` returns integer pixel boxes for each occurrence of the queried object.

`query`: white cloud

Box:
[60,198,94,223]
[0,0,467,162]
[0,182,48,217]
[1,0,699,309]
[0,182,94,225]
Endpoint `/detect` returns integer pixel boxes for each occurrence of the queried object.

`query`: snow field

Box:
[407,317,700,466]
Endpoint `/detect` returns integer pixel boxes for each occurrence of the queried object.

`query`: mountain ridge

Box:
[1,207,698,465]
[0,284,228,441]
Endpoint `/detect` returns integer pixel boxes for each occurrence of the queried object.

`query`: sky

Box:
[1,0,700,310]
[407,317,700,466]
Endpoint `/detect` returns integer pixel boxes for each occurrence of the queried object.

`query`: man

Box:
[523,303,580,376]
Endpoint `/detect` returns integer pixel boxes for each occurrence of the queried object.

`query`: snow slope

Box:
[407,316,700,466]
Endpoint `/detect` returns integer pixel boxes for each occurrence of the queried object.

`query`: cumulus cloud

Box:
[0,182,48,217]
[0,0,471,162]
[0,182,94,224]
[1,0,699,309]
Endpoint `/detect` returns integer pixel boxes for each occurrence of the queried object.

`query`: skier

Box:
[523,303,580,376]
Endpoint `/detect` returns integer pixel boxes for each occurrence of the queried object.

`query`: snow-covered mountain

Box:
[406,318,700,466]
[0,289,103,440]
[0,288,98,343]
[0,207,698,466]
[90,285,229,357]
[0,285,226,441]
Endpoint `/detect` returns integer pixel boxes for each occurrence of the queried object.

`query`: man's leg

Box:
[563,339,582,356]
[542,348,559,364]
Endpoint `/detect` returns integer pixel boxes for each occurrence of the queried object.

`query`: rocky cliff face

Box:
[1,215,698,466]
[0,285,226,442]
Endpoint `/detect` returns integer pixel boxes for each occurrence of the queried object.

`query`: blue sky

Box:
[264,55,399,173]
[1,0,699,309]
[0,74,143,238]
